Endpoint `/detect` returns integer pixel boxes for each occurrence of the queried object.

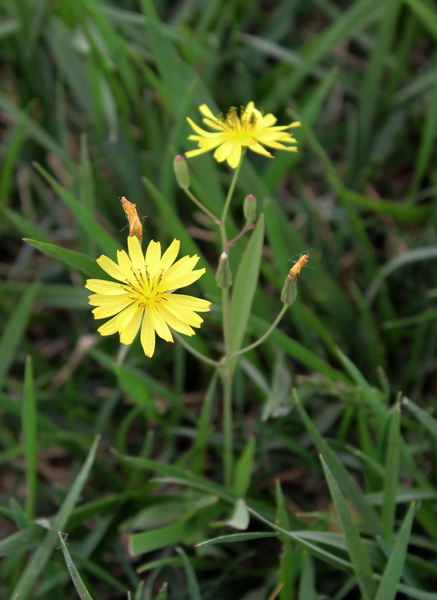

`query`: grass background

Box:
[1,0,437,598]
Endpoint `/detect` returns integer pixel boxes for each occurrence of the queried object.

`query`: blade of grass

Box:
[24,239,104,278]
[22,356,37,520]
[320,455,377,600]
[0,282,40,391]
[9,435,100,600]
[382,403,401,546]
[176,547,202,600]
[293,389,381,533]
[58,532,94,600]
[374,502,415,600]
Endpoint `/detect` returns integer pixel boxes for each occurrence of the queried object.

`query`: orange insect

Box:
[121,197,143,241]
[289,254,308,280]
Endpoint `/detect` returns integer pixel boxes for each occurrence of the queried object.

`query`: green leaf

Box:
[22,356,37,520]
[113,365,153,407]
[176,547,202,600]
[223,499,250,531]
[404,0,437,42]
[9,436,100,600]
[233,437,255,497]
[0,526,44,557]
[374,502,416,600]
[0,282,40,390]
[33,162,120,259]
[58,532,94,600]
[293,390,381,534]
[403,397,437,439]
[197,532,278,547]
[382,404,401,545]
[298,552,317,600]
[230,214,265,357]
[320,456,377,600]
[24,239,103,278]
[0,207,51,243]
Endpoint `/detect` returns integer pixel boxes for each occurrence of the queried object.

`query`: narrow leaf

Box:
[58,532,94,600]
[22,356,37,520]
[24,239,103,278]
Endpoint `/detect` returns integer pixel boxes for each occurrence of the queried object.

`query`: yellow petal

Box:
[119,306,143,345]
[92,298,132,319]
[163,299,204,327]
[227,144,242,169]
[185,147,214,159]
[165,268,205,290]
[199,104,219,122]
[213,140,234,163]
[96,255,126,281]
[141,306,156,357]
[186,117,219,138]
[88,293,130,306]
[262,113,277,127]
[97,315,119,336]
[150,304,173,342]
[85,279,126,295]
[247,140,273,158]
[163,255,199,284]
[156,303,195,336]
[145,240,161,279]
[127,236,145,273]
[116,302,140,332]
[162,294,211,312]
[160,239,180,272]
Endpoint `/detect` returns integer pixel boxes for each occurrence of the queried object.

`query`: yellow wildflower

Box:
[86,237,211,357]
[186,102,300,169]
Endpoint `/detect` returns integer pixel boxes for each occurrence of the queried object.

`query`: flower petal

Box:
[165,268,205,291]
[96,255,126,281]
[85,279,126,295]
[160,239,180,272]
[213,140,234,163]
[119,306,143,345]
[199,104,219,122]
[92,297,133,319]
[127,236,145,273]
[97,314,119,336]
[141,306,156,357]
[156,303,195,336]
[227,144,242,169]
[262,113,277,127]
[145,240,161,279]
[163,299,204,327]
[162,294,211,312]
[116,302,140,332]
[187,117,219,138]
[247,140,273,157]
[150,304,173,342]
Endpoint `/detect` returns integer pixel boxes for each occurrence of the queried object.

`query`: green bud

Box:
[281,274,297,305]
[215,252,232,289]
[174,155,190,189]
[243,194,256,225]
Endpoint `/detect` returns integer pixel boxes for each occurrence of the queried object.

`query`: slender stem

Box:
[222,288,232,365]
[183,188,221,224]
[226,223,255,248]
[173,332,221,368]
[230,304,289,359]
[219,159,243,250]
[222,374,233,488]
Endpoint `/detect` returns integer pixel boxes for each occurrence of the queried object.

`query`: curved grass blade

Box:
[382,404,401,546]
[320,456,376,600]
[58,532,94,600]
[176,547,202,600]
[22,356,37,520]
[9,436,100,600]
[24,239,103,278]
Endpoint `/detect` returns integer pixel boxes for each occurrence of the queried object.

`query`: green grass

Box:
[1,0,437,599]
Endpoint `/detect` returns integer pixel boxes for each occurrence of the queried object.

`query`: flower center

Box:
[219,107,260,136]
[123,266,167,308]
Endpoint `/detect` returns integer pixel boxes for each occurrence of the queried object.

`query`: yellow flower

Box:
[186,102,300,169]
[85,237,211,357]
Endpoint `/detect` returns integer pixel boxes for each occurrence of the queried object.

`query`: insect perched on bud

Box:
[121,197,143,241]
[281,254,308,305]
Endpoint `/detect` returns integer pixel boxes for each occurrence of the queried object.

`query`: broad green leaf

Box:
[375,503,415,600]
[230,214,265,357]
[113,365,153,407]
[24,239,103,278]
[298,552,317,600]
[321,456,376,600]
[0,282,40,390]
[223,499,250,531]
[293,390,381,533]
[9,436,100,600]
[58,532,94,600]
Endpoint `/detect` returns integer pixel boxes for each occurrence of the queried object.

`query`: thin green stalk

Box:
[173,332,220,368]
[219,159,243,249]
[183,187,221,224]
[230,304,289,359]
[222,374,233,488]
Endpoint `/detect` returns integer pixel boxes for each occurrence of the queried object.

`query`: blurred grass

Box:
[1,0,437,598]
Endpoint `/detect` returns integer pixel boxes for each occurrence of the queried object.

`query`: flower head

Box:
[186,103,300,169]
[86,237,211,357]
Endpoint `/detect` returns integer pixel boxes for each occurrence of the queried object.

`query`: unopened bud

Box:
[121,197,143,241]
[174,155,190,189]
[215,252,232,289]
[243,194,256,225]
[281,254,308,305]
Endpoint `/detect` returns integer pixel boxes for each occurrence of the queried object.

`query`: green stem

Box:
[173,332,221,368]
[183,188,221,224]
[219,158,243,250]
[230,304,289,359]
[222,374,233,488]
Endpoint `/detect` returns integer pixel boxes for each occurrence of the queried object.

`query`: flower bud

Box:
[281,254,308,305]
[243,194,256,225]
[121,197,143,241]
[215,252,232,289]
[174,155,190,189]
